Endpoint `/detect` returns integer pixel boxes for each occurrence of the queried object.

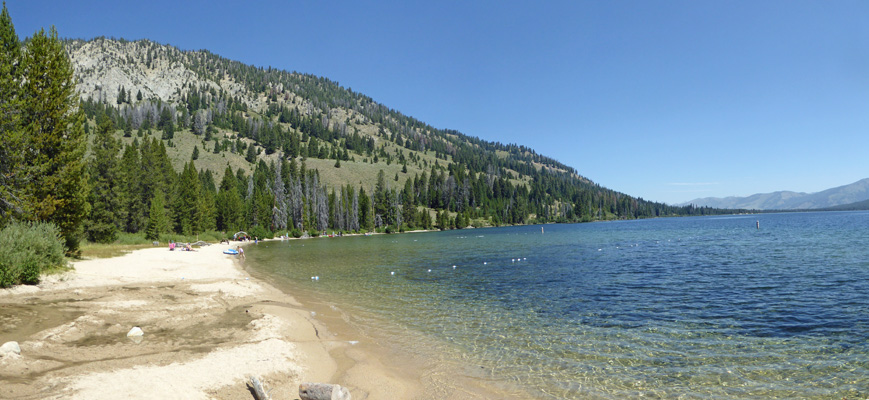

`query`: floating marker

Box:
[427,269,431,272]
[452,265,456,269]
[523,258,526,260]
[484,262,487,265]
[391,271,395,276]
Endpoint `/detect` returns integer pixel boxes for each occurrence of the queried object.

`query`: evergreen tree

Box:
[373,170,388,226]
[192,145,199,160]
[0,2,22,225]
[402,178,416,228]
[216,166,244,232]
[245,144,257,163]
[119,141,144,232]
[84,117,122,242]
[173,161,201,235]
[145,191,168,240]
[19,26,90,253]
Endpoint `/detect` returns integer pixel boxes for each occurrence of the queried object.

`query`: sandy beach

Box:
[0,242,424,399]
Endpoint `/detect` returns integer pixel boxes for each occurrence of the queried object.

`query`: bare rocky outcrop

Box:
[66,38,254,109]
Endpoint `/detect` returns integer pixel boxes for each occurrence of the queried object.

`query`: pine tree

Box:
[19,26,90,253]
[245,144,257,162]
[402,178,416,228]
[0,2,22,225]
[192,145,199,160]
[216,165,244,232]
[119,142,144,232]
[173,161,201,235]
[85,117,123,242]
[145,191,168,241]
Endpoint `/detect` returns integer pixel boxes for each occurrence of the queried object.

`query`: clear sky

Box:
[8,0,869,204]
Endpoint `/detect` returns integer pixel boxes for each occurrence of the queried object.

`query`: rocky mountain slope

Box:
[63,37,729,225]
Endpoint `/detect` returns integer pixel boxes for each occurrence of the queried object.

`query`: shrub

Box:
[291,229,302,238]
[0,221,68,287]
[248,225,273,240]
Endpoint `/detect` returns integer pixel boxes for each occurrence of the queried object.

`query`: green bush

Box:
[0,221,68,287]
[248,225,273,240]
[291,229,302,238]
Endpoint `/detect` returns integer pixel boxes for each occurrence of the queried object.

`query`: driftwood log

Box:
[299,382,351,400]
[247,376,269,400]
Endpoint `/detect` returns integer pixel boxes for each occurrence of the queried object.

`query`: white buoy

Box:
[523,258,526,260]
[452,265,456,269]
[484,262,487,265]
[391,271,395,276]
[512,259,515,262]
[427,269,431,272]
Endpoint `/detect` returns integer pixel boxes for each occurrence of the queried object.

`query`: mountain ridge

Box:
[63,36,734,232]
[683,178,869,210]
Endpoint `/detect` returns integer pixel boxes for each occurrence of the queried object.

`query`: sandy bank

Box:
[0,242,410,399]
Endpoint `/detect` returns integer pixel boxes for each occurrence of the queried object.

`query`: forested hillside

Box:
[66,37,737,241]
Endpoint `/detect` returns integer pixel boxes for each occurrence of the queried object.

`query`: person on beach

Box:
[237,246,245,259]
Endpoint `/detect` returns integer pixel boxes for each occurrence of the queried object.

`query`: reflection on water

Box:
[248,212,869,399]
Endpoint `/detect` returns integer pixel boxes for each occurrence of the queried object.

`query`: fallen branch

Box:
[247,376,270,400]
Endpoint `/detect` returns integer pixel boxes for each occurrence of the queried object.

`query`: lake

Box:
[246,211,869,398]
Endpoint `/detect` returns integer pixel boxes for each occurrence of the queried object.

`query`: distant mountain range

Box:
[683,178,869,210]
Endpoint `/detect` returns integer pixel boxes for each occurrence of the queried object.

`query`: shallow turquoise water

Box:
[247,212,869,399]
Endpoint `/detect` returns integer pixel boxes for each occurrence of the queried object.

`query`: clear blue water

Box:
[247,211,869,398]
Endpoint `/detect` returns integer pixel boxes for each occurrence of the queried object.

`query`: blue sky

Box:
[9,0,869,204]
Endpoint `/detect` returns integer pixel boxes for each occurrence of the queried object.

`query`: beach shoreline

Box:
[0,240,423,399]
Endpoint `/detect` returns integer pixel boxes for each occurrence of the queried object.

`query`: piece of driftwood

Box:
[299,382,351,400]
[247,376,269,400]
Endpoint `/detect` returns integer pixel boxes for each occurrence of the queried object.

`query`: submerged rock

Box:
[299,382,351,400]
[0,341,21,356]
[127,326,144,337]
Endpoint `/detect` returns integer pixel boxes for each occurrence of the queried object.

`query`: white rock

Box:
[0,341,21,356]
[127,326,144,337]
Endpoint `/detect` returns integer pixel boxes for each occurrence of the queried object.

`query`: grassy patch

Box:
[79,231,230,259]
[79,243,154,259]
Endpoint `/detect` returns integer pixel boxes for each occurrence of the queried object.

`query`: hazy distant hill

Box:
[684,178,869,210]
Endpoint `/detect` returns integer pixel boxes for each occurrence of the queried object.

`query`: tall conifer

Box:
[0,2,22,224]
[84,117,122,242]
[19,26,89,253]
